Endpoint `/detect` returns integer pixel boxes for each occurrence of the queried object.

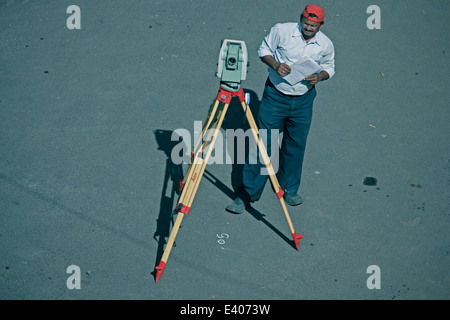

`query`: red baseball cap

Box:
[302,4,325,22]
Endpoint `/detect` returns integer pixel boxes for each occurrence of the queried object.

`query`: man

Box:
[226,4,335,214]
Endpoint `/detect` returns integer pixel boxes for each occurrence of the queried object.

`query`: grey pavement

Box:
[0,0,449,300]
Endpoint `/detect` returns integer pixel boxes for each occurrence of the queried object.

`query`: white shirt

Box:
[258,22,335,95]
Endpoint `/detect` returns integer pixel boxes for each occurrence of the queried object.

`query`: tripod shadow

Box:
[152,129,185,272]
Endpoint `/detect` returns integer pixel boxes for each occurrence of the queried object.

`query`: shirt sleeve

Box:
[258,24,281,58]
[319,42,335,79]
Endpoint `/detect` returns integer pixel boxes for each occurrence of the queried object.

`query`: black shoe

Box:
[283,193,304,206]
[226,197,248,214]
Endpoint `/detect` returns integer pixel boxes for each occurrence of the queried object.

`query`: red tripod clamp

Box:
[216,87,246,104]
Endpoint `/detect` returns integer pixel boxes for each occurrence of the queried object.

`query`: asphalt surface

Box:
[0,0,449,300]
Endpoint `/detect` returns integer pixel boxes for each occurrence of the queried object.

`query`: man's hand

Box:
[261,55,291,77]
[304,74,320,85]
[274,62,291,77]
[304,70,330,85]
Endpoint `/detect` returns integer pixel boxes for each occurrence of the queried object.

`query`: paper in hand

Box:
[283,56,322,85]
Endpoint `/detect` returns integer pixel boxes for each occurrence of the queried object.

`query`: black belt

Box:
[265,78,314,97]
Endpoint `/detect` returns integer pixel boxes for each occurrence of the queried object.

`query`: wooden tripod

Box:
[155,86,303,283]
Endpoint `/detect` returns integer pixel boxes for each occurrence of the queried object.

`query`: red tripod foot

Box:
[292,232,304,251]
[155,261,166,283]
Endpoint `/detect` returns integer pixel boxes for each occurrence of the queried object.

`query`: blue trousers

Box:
[238,80,316,202]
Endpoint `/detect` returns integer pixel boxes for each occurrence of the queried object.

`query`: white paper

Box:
[283,56,322,85]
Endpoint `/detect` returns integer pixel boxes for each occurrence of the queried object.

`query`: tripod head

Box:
[216,39,248,91]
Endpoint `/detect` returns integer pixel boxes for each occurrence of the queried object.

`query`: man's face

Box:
[300,16,323,40]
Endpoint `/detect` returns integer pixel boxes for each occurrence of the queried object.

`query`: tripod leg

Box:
[155,209,184,282]
[155,100,230,282]
[155,154,205,282]
[192,99,221,156]
[184,102,229,209]
[176,104,227,213]
[180,99,221,191]
[240,100,304,250]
